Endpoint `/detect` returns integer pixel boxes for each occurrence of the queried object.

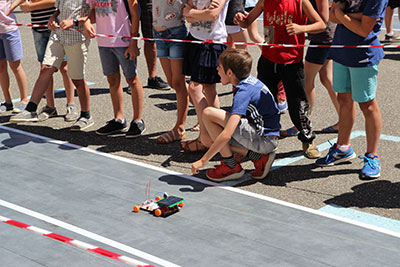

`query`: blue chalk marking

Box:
[319,204,400,233]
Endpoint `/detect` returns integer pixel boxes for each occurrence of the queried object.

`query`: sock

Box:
[222,156,237,169]
[386,32,394,36]
[115,118,125,124]
[25,102,37,112]
[66,103,76,107]
[247,150,262,161]
[80,111,91,119]
[337,144,351,151]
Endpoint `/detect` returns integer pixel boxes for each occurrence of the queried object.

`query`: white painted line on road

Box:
[1,125,399,240]
[0,199,180,267]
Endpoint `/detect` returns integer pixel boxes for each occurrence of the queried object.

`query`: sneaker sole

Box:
[359,172,380,180]
[207,169,245,182]
[10,117,39,123]
[65,116,80,122]
[96,127,129,136]
[251,152,276,180]
[70,121,95,131]
[125,128,146,138]
[316,152,357,167]
[147,86,171,90]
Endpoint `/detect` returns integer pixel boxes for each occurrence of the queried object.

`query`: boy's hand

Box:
[192,160,205,175]
[19,1,32,13]
[59,19,74,30]
[233,11,247,25]
[6,0,26,16]
[83,21,96,39]
[48,15,58,30]
[209,0,221,9]
[182,3,192,17]
[124,44,140,61]
[286,23,304,35]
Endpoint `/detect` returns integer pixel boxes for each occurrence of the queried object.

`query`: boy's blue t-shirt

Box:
[231,75,281,137]
[330,0,388,67]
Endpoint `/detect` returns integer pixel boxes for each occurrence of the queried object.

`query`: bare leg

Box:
[107,72,124,120]
[126,74,143,122]
[144,41,157,79]
[159,57,188,134]
[337,92,356,146]
[359,98,382,155]
[0,59,12,103]
[385,7,394,35]
[30,65,57,105]
[41,62,55,108]
[227,29,249,50]
[59,61,75,105]
[72,79,90,112]
[8,60,28,103]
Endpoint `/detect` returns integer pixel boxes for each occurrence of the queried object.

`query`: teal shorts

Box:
[333,61,379,103]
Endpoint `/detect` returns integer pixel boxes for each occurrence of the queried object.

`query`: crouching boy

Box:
[191,49,281,182]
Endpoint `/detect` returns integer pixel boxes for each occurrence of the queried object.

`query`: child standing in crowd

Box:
[11,0,92,131]
[0,0,28,113]
[180,0,230,153]
[13,0,79,122]
[192,49,280,182]
[234,0,325,159]
[84,0,145,137]
[225,0,248,50]
[152,0,189,143]
[316,0,388,180]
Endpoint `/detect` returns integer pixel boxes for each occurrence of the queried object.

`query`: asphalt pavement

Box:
[2,12,400,224]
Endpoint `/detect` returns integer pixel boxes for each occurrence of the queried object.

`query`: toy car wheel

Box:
[178,201,184,208]
[133,205,140,213]
[154,209,162,217]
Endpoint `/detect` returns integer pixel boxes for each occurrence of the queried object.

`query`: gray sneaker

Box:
[10,110,38,123]
[65,104,79,122]
[38,106,58,122]
[12,102,27,114]
[70,116,94,131]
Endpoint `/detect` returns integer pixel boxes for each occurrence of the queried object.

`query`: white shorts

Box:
[226,25,243,34]
[43,39,90,80]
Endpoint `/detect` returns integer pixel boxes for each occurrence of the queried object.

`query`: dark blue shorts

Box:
[305,41,331,65]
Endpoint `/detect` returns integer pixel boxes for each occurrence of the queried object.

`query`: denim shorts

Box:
[0,29,23,62]
[230,118,278,154]
[32,30,51,62]
[305,41,331,65]
[98,46,137,78]
[333,61,379,103]
[153,25,188,59]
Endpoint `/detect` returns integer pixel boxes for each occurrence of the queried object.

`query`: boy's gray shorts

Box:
[229,118,278,154]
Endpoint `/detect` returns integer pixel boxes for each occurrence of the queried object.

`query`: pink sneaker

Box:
[206,162,245,182]
[250,152,276,179]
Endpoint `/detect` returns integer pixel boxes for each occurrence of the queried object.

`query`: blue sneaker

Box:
[360,153,380,180]
[315,142,356,166]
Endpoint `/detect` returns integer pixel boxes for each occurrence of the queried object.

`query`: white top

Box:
[189,0,230,42]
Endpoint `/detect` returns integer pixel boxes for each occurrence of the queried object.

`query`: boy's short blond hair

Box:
[218,49,252,81]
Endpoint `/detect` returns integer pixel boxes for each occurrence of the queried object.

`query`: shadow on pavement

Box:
[324,180,400,209]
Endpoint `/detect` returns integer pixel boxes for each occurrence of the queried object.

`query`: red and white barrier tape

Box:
[6,23,400,48]
[0,215,154,267]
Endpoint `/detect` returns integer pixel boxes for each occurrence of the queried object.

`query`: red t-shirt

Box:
[262,0,306,64]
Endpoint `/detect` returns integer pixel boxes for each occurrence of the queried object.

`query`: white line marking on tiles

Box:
[1,125,400,240]
[0,198,180,267]
[0,215,154,267]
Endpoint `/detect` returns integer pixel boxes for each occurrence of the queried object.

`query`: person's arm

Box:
[330,2,363,24]
[19,0,55,13]
[333,2,378,37]
[125,0,140,60]
[192,114,241,174]
[183,0,228,22]
[83,5,96,38]
[47,8,60,30]
[315,0,329,23]
[233,0,263,28]
[286,0,326,35]
[7,0,26,15]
